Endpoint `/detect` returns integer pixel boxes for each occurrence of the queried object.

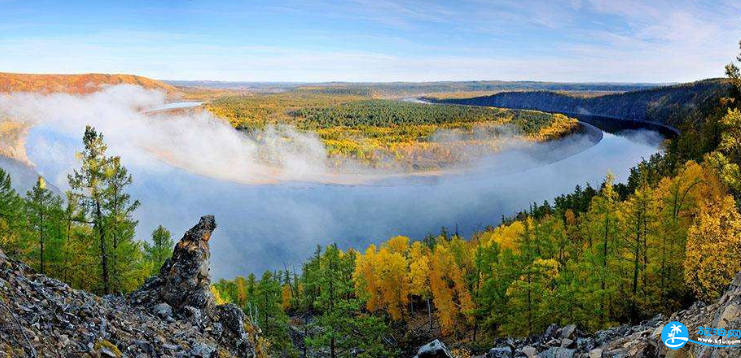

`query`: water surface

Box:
[17,117,663,278]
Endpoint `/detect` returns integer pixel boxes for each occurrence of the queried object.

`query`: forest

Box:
[208,95,577,169]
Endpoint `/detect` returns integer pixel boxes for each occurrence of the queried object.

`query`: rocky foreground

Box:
[0,216,258,358]
[415,272,741,358]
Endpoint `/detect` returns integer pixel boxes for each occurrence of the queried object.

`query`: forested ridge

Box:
[433,79,729,130]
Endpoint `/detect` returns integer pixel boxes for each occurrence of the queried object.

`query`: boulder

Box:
[152,303,173,319]
[520,346,537,358]
[539,347,575,358]
[414,339,454,358]
[487,347,512,358]
[543,324,560,340]
[559,324,577,340]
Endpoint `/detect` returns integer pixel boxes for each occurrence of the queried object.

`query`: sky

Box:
[0,0,740,83]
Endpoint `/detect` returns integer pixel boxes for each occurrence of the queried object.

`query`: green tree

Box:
[68,126,145,294]
[144,225,173,275]
[308,245,390,358]
[24,176,64,275]
[0,167,25,256]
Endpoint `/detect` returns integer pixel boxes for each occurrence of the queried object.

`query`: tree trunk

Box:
[96,201,110,295]
[427,297,433,331]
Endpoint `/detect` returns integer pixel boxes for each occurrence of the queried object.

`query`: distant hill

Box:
[431,79,730,129]
[0,72,178,95]
[166,79,663,97]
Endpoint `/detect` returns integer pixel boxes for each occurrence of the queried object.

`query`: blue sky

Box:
[1,0,740,82]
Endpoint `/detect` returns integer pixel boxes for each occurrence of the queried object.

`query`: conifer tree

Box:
[0,167,24,255]
[144,225,173,275]
[24,176,64,275]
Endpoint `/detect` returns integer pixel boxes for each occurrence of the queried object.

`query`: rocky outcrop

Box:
[0,215,256,358]
[131,215,217,314]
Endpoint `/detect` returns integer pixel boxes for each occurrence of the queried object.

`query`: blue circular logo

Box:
[662,321,689,350]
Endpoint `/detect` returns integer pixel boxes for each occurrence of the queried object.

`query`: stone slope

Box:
[0,216,257,358]
[415,267,741,358]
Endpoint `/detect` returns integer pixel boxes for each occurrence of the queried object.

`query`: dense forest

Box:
[209,95,577,169]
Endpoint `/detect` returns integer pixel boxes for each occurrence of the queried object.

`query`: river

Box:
[9,101,664,279]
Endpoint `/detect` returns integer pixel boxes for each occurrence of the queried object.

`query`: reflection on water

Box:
[18,123,662,279]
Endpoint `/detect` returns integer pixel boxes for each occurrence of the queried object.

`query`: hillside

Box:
[0,72,178,95]
[432,79,730,129]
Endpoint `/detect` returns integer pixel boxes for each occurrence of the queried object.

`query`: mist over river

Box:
[13,122,661,279]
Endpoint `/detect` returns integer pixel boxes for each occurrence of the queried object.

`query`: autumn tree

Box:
[618,181,657,322]
[501,258,559,336]
[684,194,741,302]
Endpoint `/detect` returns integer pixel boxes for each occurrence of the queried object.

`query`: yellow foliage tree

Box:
[684,194,741,302]
[353,245,382,312]
[374,246,410,321]
[429,245,457,335]
[281,284,292,311]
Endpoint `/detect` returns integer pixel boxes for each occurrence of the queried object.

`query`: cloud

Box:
[0,0,738,82]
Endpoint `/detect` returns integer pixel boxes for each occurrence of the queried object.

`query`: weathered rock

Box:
[487,346,513,358]
[559,324,577,340]
[543,324,560,340]
[152,303,173,319]
[520,346,537,358]
[560,338,575,348]
[190,342,216,358]
[414,339,454,358]
[130,216,217,316]
[539,347,575,358]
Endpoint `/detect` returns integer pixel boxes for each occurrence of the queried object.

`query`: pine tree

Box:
[0,167,25,256]
[309,245,390,358]
[144,225,173,275]
[24,176,64,275]
[68,126,145,294]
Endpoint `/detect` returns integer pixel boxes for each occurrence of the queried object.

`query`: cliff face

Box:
[0,216,257,358]
[435,79,729,129]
